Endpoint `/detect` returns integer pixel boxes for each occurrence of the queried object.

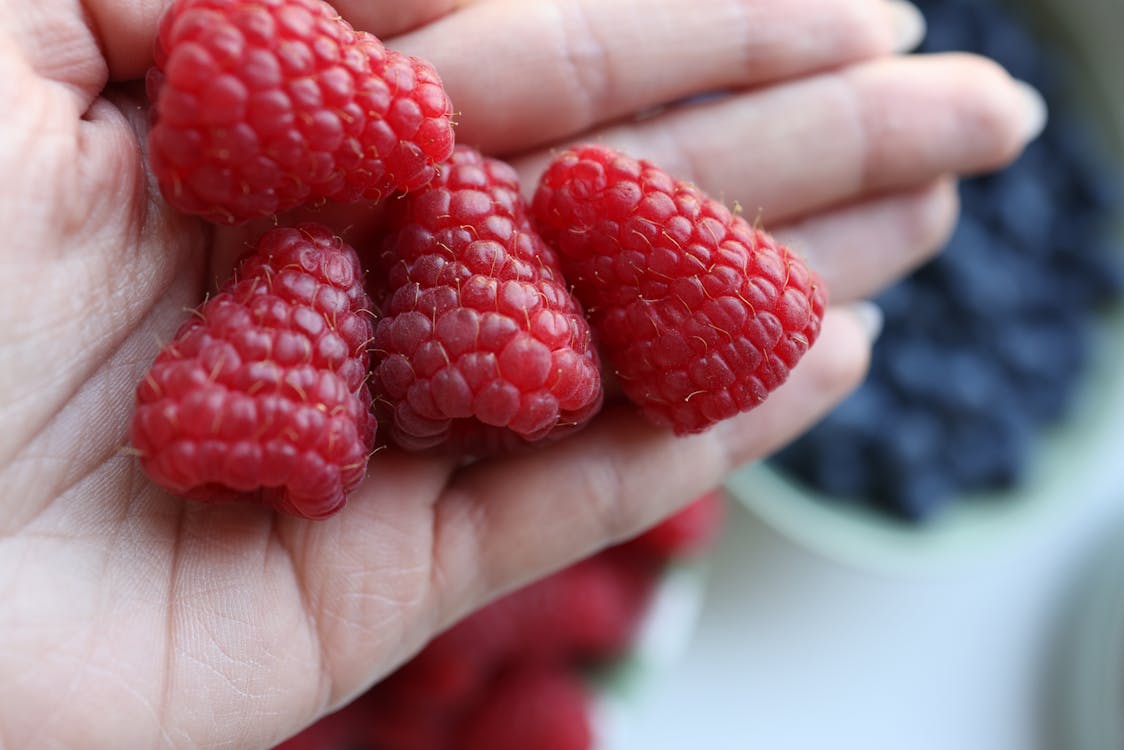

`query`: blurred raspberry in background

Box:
[274,491,726,750]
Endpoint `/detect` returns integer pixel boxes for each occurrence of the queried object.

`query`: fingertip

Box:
[887,0,927,54]
[846,299,885,343]
[1013,78,1049,143]
[945,53,1047,171]
[916,176,962,257]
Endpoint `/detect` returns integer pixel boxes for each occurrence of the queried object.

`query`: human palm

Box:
[0,0,1042,747]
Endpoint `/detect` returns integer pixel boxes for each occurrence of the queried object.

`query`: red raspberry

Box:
[272,708,356,750]
[623,489,728,561]
[390,551,654,705]
[371,145,603,452]
[376,627,493,709]
[353,690,451,750]
[275,689,449,750]
[130,224,376,519]
[148,0,455,224]
[460,666,594,750]
[531,554,657,664]
[532,144,827,435]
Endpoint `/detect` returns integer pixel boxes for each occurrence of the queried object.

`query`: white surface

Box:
[609,483,1124,750]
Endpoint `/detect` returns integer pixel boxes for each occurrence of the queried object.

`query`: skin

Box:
[0,0,1042,747]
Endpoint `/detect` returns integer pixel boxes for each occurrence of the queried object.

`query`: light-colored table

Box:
[609,476,1124,750]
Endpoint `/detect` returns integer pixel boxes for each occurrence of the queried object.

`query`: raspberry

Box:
[275,687,449,750]
[148,0,455,224]
[377,627,494,709]
[392,551,655,702]
[531,144,827,435]
[623,489,727,561]
[531,554,656,664]
[353,690,451,750]
[460,666,594,750]
[371,145,603,452]
[130,224,377,519]
[272,708,356,750]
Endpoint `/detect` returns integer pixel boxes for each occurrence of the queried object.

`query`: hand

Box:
[0,0,1043,746]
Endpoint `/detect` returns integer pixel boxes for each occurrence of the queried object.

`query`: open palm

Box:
[0,0,1042,747]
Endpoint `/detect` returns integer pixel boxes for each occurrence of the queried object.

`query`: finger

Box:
[48,0,462,88]
[512,53,1045,224]
[276,449,464,697]
[0,0,108,109]
[430,306,874,611]
[393,0,925,154]
[776,178,960,302]
[331,0,458,38]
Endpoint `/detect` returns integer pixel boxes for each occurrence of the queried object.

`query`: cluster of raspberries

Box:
[130,0,827,519]
[274,491,726,750]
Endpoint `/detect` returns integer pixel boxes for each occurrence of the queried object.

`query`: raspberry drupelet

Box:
[371,145,603,453]
[147,0,455,224]
[130,224,377,519]
[532,144,827,435]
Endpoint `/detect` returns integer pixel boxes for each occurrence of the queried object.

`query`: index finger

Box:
[392,0,926,154]
[33,0,458,89]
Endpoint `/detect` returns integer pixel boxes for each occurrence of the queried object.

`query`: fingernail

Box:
[1015,79,1049,143]
[887,0,926,53]
[848,300,884,343]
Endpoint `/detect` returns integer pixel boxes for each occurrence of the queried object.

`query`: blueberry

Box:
[995,318,1058,379]
[869,409,957,521]
[944,411,1031,489]
[874,467,959,524]
[916,0,990,54]
[875,283,948,335]
[930,218,1024,316]
[1003,313,1090,423]
[882,339,948,403]
[773,386,896,499]
[801,429,872,499]
[943,348,1006,415]
[873,281,919,321]
[876,408,944,468]
[826,384,897,436]
[991,162,1057,253]
[1051,246,1124,310]
[1020,377,1076,425]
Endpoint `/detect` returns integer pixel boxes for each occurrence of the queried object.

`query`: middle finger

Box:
[513,53,1045,224]
[391,0,925,153]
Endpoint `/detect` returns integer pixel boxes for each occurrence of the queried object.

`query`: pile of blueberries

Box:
[771,0,1124,523]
